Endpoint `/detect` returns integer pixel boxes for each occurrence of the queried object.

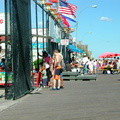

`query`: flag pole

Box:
[56,0,59,11]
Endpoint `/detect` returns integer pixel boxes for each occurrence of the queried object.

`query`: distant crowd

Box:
[32,50,120,91]
[65,56,120,74]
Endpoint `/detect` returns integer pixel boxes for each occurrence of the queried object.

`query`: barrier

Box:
[76,75,97,81]
[62,72,97,81]
[62,72,78,81]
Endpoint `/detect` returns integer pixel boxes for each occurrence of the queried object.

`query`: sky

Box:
[66,0,120,59]
[0,0,120,59]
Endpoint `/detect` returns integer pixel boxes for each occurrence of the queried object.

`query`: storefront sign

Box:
[32,43,46,49]
[61,39,69,45]
[0,13,5,34]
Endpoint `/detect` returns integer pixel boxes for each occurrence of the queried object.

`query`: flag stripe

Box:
[61,16,70,27]
[61,14,76,23]
[58,0,77,15]
[58,5,77,15]
[68,3,77,14]
[58,0,77,23]
[58,7,75,15]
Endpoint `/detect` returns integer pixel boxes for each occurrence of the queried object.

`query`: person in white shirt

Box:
[87,59,94,74]
[82,56,89,74]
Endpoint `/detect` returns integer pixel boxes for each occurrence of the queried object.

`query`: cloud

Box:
[100,16,112,21]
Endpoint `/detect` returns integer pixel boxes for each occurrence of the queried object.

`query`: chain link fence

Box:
[5,0,32,100]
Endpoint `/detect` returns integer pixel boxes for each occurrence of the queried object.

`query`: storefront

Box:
[0,69,12,86]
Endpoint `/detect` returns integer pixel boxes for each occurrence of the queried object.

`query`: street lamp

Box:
[81,31,92,43]
[91,5,97,8]
[77,5,97,20]
[75,5,97,47]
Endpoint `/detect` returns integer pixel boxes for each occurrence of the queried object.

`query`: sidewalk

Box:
[0,87,18,112]
[0,74,120,120]
[0,87,4,98]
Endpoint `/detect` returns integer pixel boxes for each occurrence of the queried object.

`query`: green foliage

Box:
[33,58,43,69]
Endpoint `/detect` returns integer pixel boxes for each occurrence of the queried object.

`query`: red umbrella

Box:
[98,52,120,58]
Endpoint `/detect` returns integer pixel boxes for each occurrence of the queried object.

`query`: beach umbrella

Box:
[98,52,120,58]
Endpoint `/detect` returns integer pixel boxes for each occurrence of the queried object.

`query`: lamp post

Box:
[75,5,97,48]
[81,31,92,43]
[40,0,45,51]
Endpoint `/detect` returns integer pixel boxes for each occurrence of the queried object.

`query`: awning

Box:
[68,45,84,53]
[68,45,76,49]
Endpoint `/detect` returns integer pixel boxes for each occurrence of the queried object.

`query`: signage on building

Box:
[61,39,69,45]
[32,43,46,49]
[0,13,5,34]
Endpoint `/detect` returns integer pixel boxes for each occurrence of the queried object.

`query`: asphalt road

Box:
[0,74,120,120]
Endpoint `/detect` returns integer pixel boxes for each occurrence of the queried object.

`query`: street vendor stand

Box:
[0,68,12,86]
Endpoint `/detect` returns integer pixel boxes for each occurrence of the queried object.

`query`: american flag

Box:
[58,0,77,16]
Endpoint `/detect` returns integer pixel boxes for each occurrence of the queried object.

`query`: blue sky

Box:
[0,0,4,12]
[67,0,120,59]
[0,0,120,59]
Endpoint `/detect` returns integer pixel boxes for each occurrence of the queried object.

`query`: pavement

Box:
[0,86,18,112]
[0,73,120,120]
